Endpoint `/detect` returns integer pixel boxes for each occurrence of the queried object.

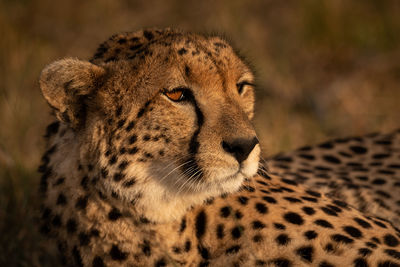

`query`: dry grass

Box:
[1,0,399,265]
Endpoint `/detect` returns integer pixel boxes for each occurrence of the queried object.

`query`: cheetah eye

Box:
[163,87,189,102]
[236,81,254,95]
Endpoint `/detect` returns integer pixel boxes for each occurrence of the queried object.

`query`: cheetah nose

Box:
[222,137,259,164]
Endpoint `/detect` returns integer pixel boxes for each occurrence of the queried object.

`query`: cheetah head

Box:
[39,29,260,222]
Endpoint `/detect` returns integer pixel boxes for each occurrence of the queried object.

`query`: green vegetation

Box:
[1,0,399,265]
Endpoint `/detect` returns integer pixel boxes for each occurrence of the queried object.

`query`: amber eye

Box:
[236,81,254,95]
[163,88,188,102]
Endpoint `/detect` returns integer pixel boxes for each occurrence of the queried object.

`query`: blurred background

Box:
[0,0,399,265]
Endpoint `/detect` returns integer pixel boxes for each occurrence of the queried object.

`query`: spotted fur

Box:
[39,28,400,266]
[269,129,400,226]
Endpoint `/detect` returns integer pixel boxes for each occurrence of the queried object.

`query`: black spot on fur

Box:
[197,245,209,259]
[72,246,84,267]
[108,207,122,220]
[75,195,89,210]
[225,245,241,254]
[137,107,146,118]
[117,119,126,128]
[324,243,334,253]
[252,220,266,229]
[281,179,297,186]
[302,206,316,215]
[217,224,224,239]
[331,234,354,244]
[271,258,291,267]
[371,237,381,244]
[301,196,318,203]
[129,44,142,51]
[185,65,191,76]
[321,207,338,216]
[377,260,400,267]
[92,256,105,267]
[314,219,333,228]
[52,214,61,227]
[237,196,249,205]
[276,234,291,246]
[199,261,210,267]
[283,212,304,225]
[108,155,117,165]
[155,258,166,267]
[298,154,316,160]
[350,146,368,154]
[323,155,341,164]
[179,217,186,233]
[306,190,321,198]
[353,258,368,267]
[78,232,90,246]
[56,193,67,206]
[143,30,154,40]
[126,121,135,131]
[81,176,89,190]
[366,242,377,248]
[195,210,207,239]
[129,135,137,144]
[319,261,334,267]
[263,196,277,204]
[235,210,243,219]
[110,244,128,261]
[184,240,191,252]
[178,48,187,55]
[354,218,372,229]
[220,206,231,217]
[54,177,65,186]
[359,248,372,257]
[372,178,387,185]
[113,172,125,182]
[118,161,129,170]
[296,246,313,262]
[122,178,136,187]
[372,219,387,229]
[274,223,286,230]
[304,230,318,240]
[385,249,400,260]
[128,147,138,154]
[253,234,263,243]
[284,197,302,203]
[67,218,77,233]
[384,234,399,247]
[255,202,268,214]
[231,226,244,239]
[343,226,363,238]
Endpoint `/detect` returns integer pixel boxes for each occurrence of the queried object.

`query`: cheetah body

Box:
[268,130,400,226]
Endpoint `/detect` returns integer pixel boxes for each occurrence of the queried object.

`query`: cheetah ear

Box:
[40,58,106,128]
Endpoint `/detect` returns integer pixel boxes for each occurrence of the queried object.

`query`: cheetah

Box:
[39,28,400,266]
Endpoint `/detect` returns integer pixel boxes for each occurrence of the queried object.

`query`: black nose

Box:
[222,137,258,164]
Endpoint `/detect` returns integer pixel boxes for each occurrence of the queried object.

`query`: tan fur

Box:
[39,29,400,266]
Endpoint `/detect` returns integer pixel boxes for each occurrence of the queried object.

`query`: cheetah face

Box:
[40,30,260,221]
[139,54,260,197]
